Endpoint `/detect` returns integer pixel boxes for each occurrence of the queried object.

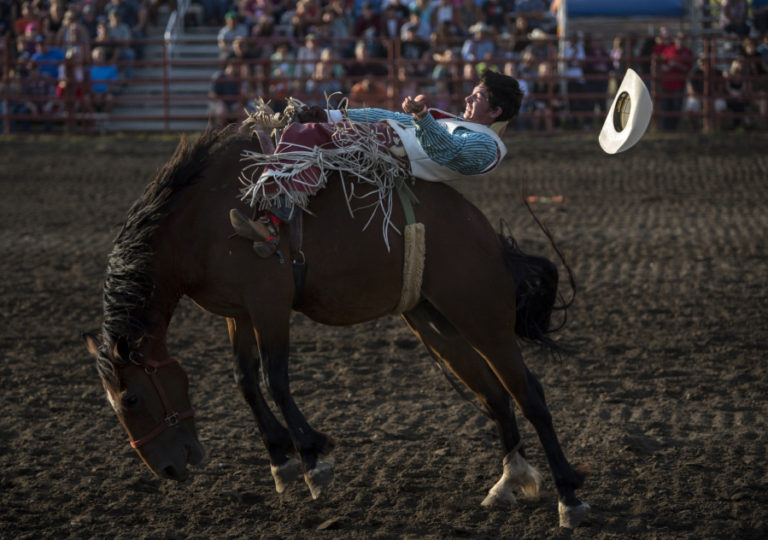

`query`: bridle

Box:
[126,351,195,449]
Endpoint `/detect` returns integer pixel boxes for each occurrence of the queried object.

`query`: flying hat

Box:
[599,68,653,154]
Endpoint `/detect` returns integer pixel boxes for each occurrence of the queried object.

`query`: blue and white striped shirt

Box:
[345,108,500,175]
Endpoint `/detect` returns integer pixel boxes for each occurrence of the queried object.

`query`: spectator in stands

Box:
[2,63,40,132]
[610,36,625,74]
[296,33,321,79]
[430,0,461,35]
[683,56,726,131]
[409,0,434,40]
[346,39,388,80]
[80,4,100,39]
[753,0,768,35]
[320,0,352,41]
[56,45,87,132]
[270,40,296,100]
[229,35,260,95]
[530,60,564,131]
[479,0,512,33]
[658,31,693,131]
[380,5,403,38]
[582,34,611,128]
[759,34,768,67]
[106,8,136,77]
[510,15,531,54]
[384,0,410,20]
[562,32,586,128]
[461,22,495,62]
[88,46,119,113]
[723,57,751,128]
[218,11,248,60]
[305,48,345,105]
[287,0,321,39]
[352,1,381,38]
[30,35,65,80]
[740,37,767,128]
[201,0,231,25]
[523,27,555,63]
[720,0,750,38]
[20,21,41,56]
[43,0,66,41]
[348,76,388,106]
[514,0,555,32]
[58,15,90,54]
[14,2,40,38]
[209,60,241,127]
[0,0,13,37]
[455,0,480,36]
[400,22,429,75]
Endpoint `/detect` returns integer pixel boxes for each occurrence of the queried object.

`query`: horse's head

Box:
[83,333,205,481]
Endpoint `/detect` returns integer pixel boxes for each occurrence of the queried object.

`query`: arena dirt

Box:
[1,133,766,539]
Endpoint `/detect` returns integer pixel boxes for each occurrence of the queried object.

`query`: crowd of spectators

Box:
[2,0,768,133]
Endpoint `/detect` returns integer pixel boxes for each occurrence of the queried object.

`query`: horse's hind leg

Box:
[227,317,302,493]
[402,301,544,506]
[422,264,588,526]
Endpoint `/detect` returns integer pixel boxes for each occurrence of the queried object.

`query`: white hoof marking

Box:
[481,475,518,507]
[270,457,302,494]
[304,459,334,500]
[558,500,591,529]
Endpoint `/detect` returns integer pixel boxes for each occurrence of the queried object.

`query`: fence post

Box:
[2,35,9,135]
[162,38,170,133]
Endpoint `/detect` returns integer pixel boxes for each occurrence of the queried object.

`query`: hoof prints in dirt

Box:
[1,135,767,538]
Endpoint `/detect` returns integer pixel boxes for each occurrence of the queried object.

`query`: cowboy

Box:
[231,69,523,254]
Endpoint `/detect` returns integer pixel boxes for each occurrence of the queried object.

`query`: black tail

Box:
[499,232,563,347]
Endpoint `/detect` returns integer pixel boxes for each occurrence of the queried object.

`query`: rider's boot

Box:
[229,209,280,258]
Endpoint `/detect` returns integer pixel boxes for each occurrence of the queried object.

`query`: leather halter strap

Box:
[127,353,195,449]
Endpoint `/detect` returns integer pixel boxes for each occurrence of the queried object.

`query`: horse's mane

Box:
[96,126,244,387]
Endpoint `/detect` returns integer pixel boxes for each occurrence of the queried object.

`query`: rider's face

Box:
[463,84,502,124]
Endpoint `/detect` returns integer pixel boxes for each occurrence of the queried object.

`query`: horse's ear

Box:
[83,332,102,358]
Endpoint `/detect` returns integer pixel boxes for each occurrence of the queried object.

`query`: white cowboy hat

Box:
[599,68,653,154]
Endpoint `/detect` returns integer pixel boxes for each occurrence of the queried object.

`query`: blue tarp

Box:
[567,0,685,17]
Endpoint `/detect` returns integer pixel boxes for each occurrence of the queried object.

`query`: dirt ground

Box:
[1,132,766,539]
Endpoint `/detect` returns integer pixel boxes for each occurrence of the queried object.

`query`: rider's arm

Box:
[412,113,498,175]
[331,108,499,175]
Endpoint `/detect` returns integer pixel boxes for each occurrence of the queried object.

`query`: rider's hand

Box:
[402,95,428,118]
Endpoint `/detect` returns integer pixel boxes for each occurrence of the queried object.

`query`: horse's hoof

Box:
[270,457,302,494]
[304,460,334,500]
[481,479,518,507]
[558,500,591,529]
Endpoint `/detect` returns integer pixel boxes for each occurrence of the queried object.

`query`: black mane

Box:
[96,127,241,387]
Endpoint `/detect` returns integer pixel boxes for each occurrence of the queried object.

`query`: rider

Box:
[230,69,524,254]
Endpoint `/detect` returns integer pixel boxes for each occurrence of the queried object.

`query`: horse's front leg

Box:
[227,317,302,493]
[254,317,336,499]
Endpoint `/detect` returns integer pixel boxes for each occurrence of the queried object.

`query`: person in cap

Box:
[217,11,247,59]
[230,69,524,253]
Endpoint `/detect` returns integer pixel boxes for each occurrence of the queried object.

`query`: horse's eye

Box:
[122,393,140,409]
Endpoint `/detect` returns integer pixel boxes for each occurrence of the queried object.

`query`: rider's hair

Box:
[480,69,524,122]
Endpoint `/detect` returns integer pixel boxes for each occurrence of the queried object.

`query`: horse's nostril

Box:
[163,465,188,481]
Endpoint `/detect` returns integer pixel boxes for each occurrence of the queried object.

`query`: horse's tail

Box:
[499,232,558,346]
[499,223,575,351]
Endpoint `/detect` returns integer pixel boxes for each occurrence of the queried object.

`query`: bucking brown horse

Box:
[83,125,590,529]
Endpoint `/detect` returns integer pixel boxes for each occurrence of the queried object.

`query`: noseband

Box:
[127,351,195,449]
